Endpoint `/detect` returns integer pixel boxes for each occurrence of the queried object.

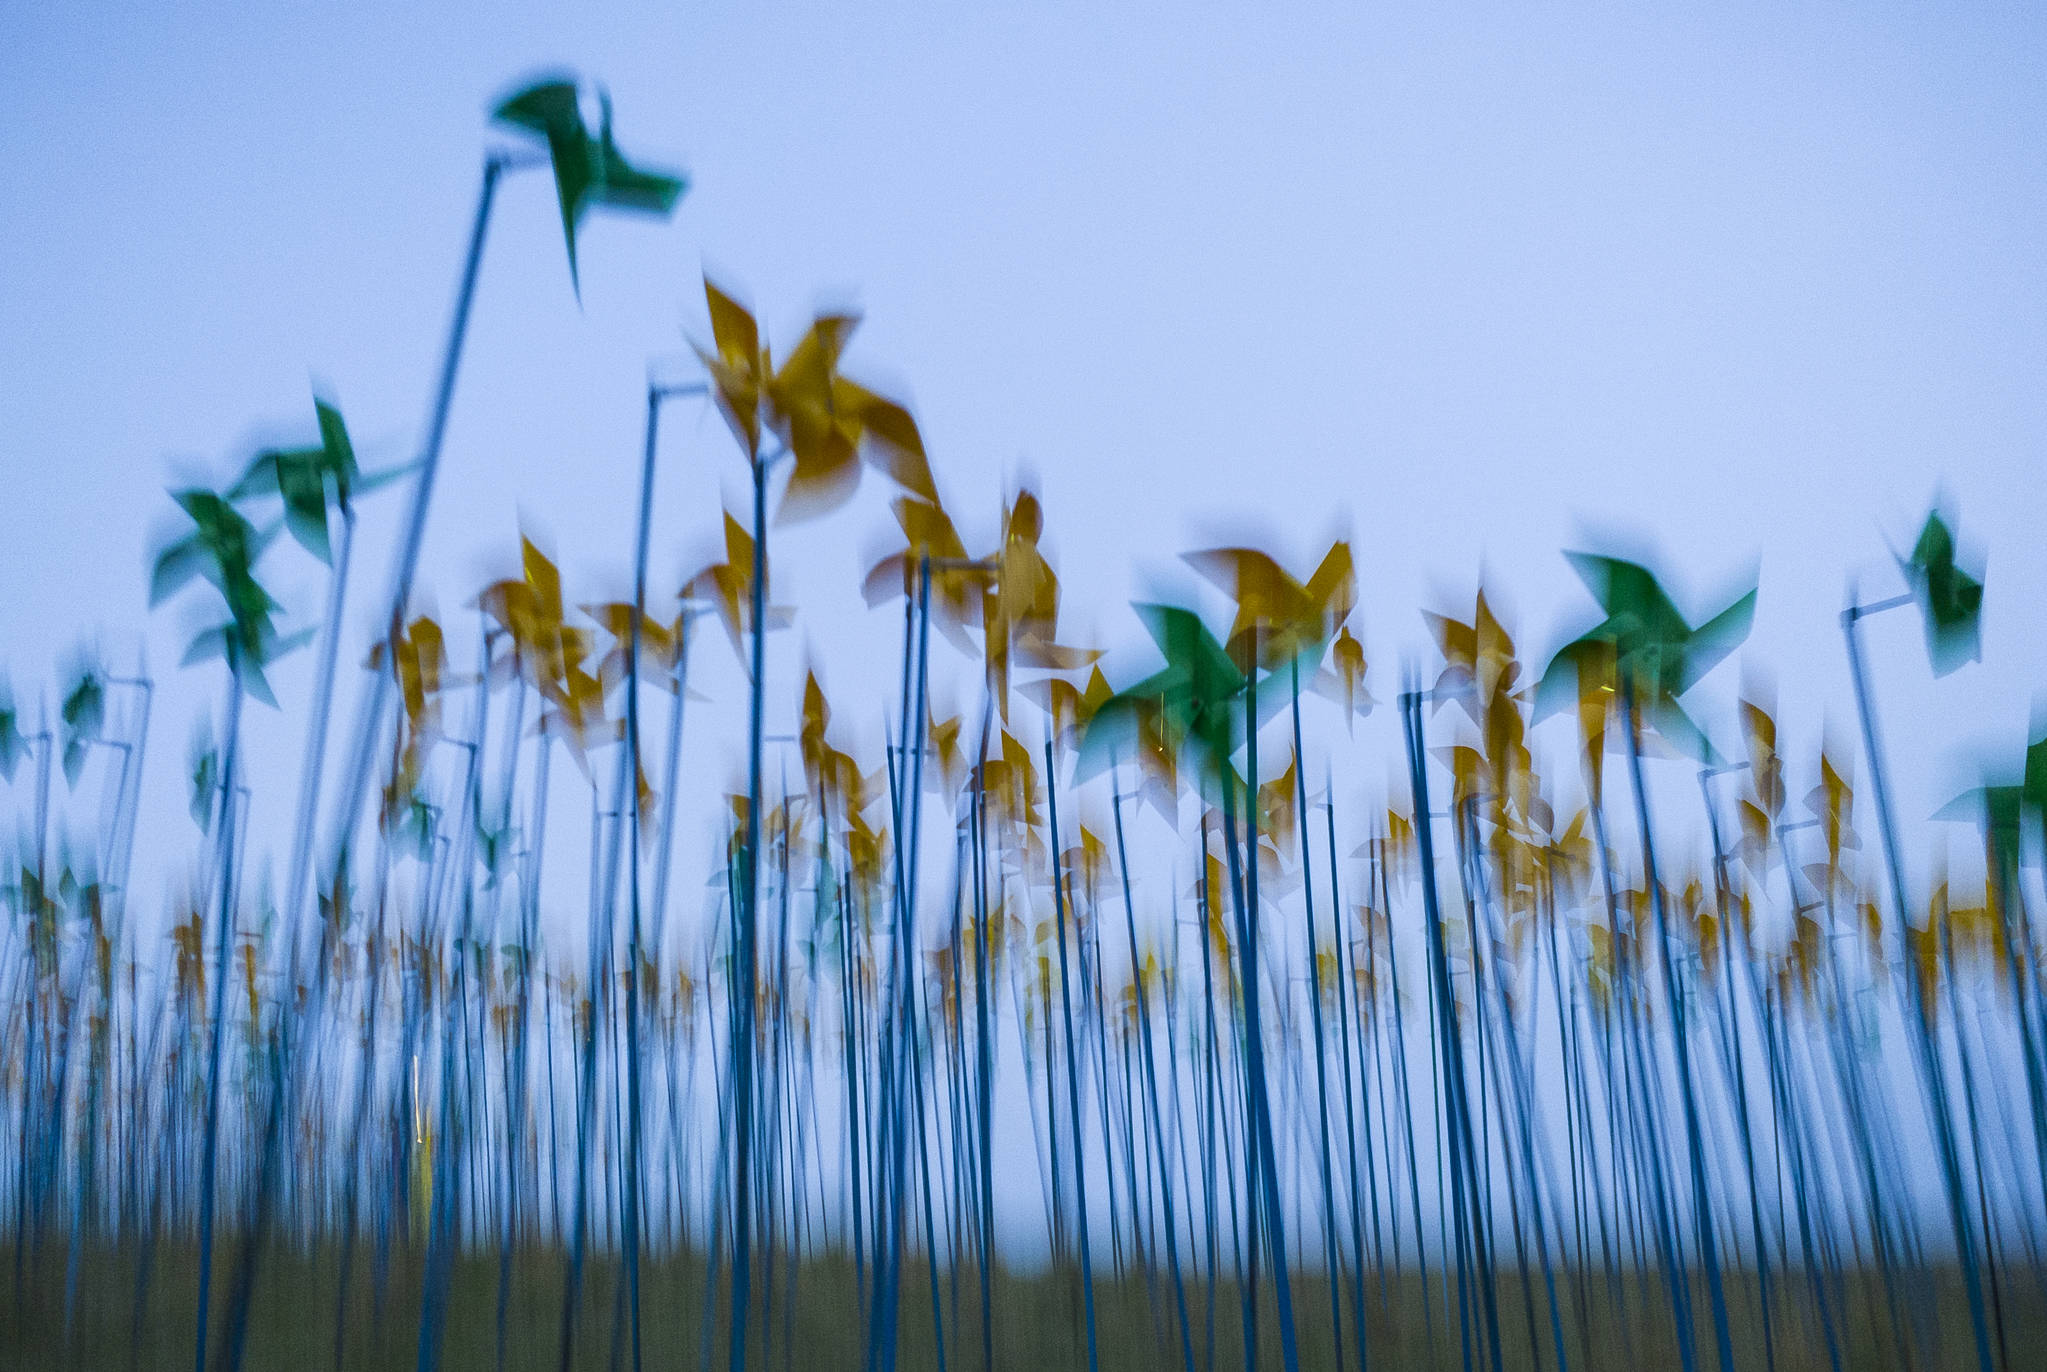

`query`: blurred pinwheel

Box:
[1898,508,1984,678]
[479,537,586,700]
[1425,590,1536,821]
[1182,539,1355,676]
[492,76,686,295]
[229,395,402,566]
[680,512,793,661]
[693,277,933,520]
[0,676,23,782]
[862,494,980,653]
[798,671,874,821]
[582,601,687,694]
[1534,551,1756,764]
[1314,624,1373,732]
[1084,603,1246,795]
[59,656,104,785]
[365,615,450,755]
[150,487,308,706]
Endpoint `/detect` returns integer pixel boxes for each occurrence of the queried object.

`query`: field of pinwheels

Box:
[4,69,2045,1372]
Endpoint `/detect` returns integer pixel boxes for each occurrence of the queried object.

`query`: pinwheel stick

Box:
[1840,600,1996,1372]
[324,148,538,917]
[614,377,705,1372]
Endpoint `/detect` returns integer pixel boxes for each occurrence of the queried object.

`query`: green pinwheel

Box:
[1901,509,1984,678]
[0,675,25,783]
[59,659,104,785]
[492,76,687,295]
[1083,603,1248,792]
[229,394,401,565]
[1534,551,1756,762]
[150,488,307,706]
[1935,732,2047,844]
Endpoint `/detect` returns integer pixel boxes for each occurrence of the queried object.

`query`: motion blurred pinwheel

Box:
[0,677,23,781]
[492,76,687,295]
[149,489,306,707]
[680,512,792,661]
[582,601,686,693]
[1736,690,1787,869]
[862,495,978,644]
[1084,603,1245,793]
[58,659,104,786]
[228,395,401,566]
[1315,624,1373,731]
[1424,592,1539,821]
[1534,551,1756,763]
[365,615,449,754]
[1934,730,2047,857]
[798,672,873,819]
[1425,589,1517,723]
[1182,540,1355,675]
[1900,508,1985,677]
[694,278,934,522]
[479,537,588,703]
[984,489,1091,712]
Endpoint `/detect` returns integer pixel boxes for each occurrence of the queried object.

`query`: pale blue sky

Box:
[3,3,2045,928]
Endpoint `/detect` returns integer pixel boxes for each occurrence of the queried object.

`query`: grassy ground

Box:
[2,1236,2032,1370]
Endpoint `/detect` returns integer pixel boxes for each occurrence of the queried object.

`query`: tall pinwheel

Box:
[1530,547,1753,1370]
[149,479,306,1372]
[228,392,407,983]
[1082,597,1302,1364]
[690,275,934,1372]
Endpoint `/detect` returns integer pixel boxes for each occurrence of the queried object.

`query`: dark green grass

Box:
[3,1236,2031,1370]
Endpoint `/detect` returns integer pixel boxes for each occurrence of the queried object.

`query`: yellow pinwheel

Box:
[680,512,792,660]
[694,277,935,520]
[1182,539,1356,675]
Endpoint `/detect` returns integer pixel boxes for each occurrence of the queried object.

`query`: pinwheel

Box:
[1181,539,1355,675]
[1839,507,2002,1372]
[861,494,983,655]
[1424,589,1517,722]
[581,602,686,693]
[364,615,450,764]
[1529,548,1755,1368]
[1083,603,1245,793]
[150,488,307,708]
[798,672,874,820]
[492,77,686,295]
[1314,624,1374,732]
[1899,509,1985,677]
[228,395,401,566]
[1534,552,1756,764]
[0,676,23,781]
[58,662,104,786]
[1736,692,1786,872]
[680,512,792,661]
[983,490,1087,714]
[925,707,968,797]
[1018,666,1113,752]
[692,278,933,522]
[479,538,595,709]
[1424,592,1538,825]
